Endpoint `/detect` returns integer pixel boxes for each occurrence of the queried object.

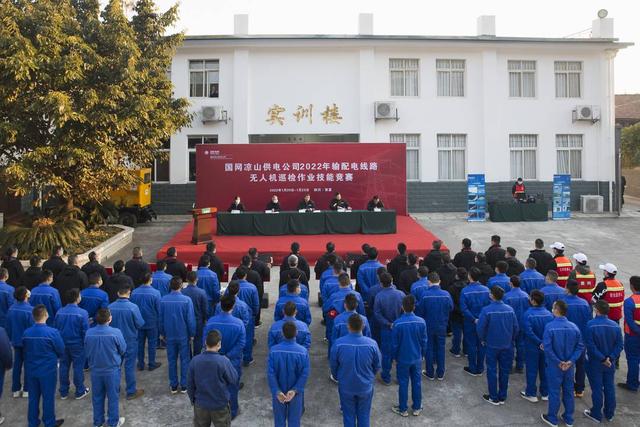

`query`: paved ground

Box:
[4,204,640,426]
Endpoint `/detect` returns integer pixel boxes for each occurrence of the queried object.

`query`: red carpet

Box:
[157,216,442,267]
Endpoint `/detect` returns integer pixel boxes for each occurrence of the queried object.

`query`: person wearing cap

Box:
[512,178,526,202]
[619,276,640,393]
[568,254,596,304]
[591,263,625,324]
[549,243,572,288]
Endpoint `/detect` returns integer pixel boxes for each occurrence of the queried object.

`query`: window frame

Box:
[187,135,218,182]
[554,61,583,99]
[390,133,421,181]
[188,59,220,98]
[389,58,420,97]
[151,139,171,183]
[436,133,467,181]
[507,60,537,98]
[555,134,584,179]
[436,59,466,97]
[509,134,538,180]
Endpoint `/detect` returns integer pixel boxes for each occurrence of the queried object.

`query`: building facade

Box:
[154,14,631,214]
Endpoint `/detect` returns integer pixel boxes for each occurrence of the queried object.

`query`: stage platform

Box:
[157,215,441,266]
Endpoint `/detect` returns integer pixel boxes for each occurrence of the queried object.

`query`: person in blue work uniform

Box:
[583,300,623,423]
[391,295,427,417]
[476,286,519,405]
[416,272,452,380]
[365,266,388,345]
[276,279,312,325]
[108,283,145,400]
[561,280,592,398]
[448,267,469,358]
[460,267,491,376]
[183,271,209,356]
[540,271,565,312]
[619,276,640,393]
[217,281,252,359]
[332,294,371,346]
[130,272,162,371]
[159,276,196,393]
[319,253,341,295]
[320,263,343,306]
[324,274,365,345]
[357,247,384,301]
[85,308,127,427]
[30,270,61,326]
[330,314,381,427]
[269,301,311,350]
[519,258,546,294]
[541,299,585,427]
[373,272,405,385]
[187,329,238,427]
[503,275,529,374]
[487,261,511,293]
[234,266,259,365]
[79,272,109,325]
[409,267,429,300]
[151,261,172,297]
[54,288,90,400]
[0,325,12,424]
[0,269,15,329]
[196,256,220,318]
[204,294,246,420]
[7,286,33,398]
[268,321,311,427]
[23,304,65,427]
[520,290,553,403]
[279,269,309,301]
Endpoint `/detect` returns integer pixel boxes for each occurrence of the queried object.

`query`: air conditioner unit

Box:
[374,101,398,121]
[573,105,600,123]
[581,195,603,214]
[201,106,228,124]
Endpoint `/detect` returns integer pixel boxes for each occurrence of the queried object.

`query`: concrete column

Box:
[232,49,250,143]
[480,49,499,181]
[358,48,375,142]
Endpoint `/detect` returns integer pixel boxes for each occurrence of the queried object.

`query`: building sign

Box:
[552,174,571,220]
[196,143,407,215]
[467,174,486,222]
[266,103,342,125]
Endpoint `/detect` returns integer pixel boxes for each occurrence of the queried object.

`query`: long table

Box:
[488,202,549,222]
[216,210,397,235]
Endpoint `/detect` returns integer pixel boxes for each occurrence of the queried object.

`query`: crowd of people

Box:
[0,236,638,427]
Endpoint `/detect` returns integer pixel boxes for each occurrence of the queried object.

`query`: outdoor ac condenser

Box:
[374,101,398,121]
[580,195,604,214]
[201,106,227,123]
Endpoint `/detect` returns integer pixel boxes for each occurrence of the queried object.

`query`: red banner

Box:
[196,143,407,215]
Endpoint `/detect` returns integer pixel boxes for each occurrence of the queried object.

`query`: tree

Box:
[622,123,640,168]
[0,0,190,211]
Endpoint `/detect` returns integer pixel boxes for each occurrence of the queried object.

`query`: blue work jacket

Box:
[323,287,365,317]
[30,283,62,325]
[182,285,209,327]
[584,314,623,363]
[23,323,65,377]
[356,260,384,300]
[487,273,511,293]
[476,300,519,350]
[543,316,585,367]
[460,282,491,322]
[373,287,405,330]
[519,269,546,294]
[392,312,427,365]
[504,287,530,330]
[523,306,553,347]
[79,286,109,322]
[540,283,565,311]
[561,294,592,336]
[203,312,246,366]
[84,324,127,375]
[6,301,34,347]
[54,303,89,346]
[275,294,312,325]
[151,271,173,297]
[130,285,162,330]
[267,339,310,395]
[417,285,453,336]
[108,298,145,342]
[159,291,196,341]
[196,267,220,306]
[330,332,381,394]
[0,280,16,327]
[332,311,371,344]
[268,316,311,349]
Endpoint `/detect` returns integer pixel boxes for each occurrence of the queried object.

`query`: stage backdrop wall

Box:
[196,143,407,215]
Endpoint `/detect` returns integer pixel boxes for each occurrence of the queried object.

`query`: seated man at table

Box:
[266,195,281,212]
[367,195,384,211]
[228,196,245,212]
[297,194,315,212]
[329,192,350,211]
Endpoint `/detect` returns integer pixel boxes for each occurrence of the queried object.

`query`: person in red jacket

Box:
[568,253,596,304]
[592,263,625,323]
[549,242,572,288]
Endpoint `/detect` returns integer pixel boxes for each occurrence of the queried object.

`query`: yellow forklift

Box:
[109,168,157,227]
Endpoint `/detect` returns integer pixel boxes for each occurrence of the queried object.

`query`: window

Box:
[152,139,170,182]
[436,59,465,96]
[556,134,583,179]
[390,59,419,96]
[437,134,466,180]
[555,61,582,98]
[508,60,536,97]
[390,134,420,181]
[189,60,219,98]
[188,135,218,182]
[509,134,538,180]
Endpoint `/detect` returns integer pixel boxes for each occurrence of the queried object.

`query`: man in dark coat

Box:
[453,238,477,271]
[437,253,457,292]
[163,247,188,282]
[21,256,44,290]
[81,251,109,285]
[104,260,134,303]
[203,242,225,281]
[485,235,506,269]
[397,254,419,294]
[279,242,310,280]
[528,238,554,276]
[124,247,151,286]
[422,240,444,273]
[42,246,66,281]
[1,246,24,287]
[387,243,408,285]
[505,247,525,277]
[279,255,309,287]
[54,254,88,303]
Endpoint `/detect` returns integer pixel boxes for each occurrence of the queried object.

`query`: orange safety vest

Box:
[575,271,596,303]
[554,256,572,288]
[603,278,625,321]
[624,294,640,336]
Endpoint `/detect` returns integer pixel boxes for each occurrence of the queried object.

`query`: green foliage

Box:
[0,0,191,210]
[0,215,86,258]
[83,201,119,230]
[622,123,640,168]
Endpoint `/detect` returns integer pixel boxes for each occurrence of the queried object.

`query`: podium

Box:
[191,207,217,244]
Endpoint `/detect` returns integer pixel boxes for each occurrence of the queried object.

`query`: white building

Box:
[154,13,631,213]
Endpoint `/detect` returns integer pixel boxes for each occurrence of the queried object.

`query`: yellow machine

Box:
[109,168,157,227]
